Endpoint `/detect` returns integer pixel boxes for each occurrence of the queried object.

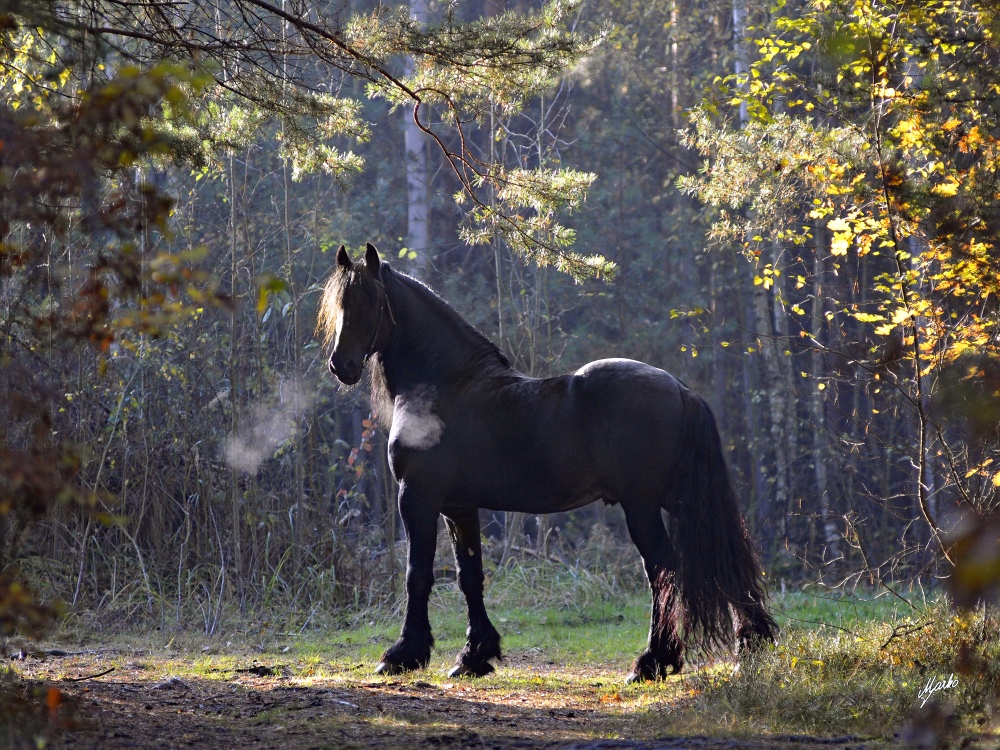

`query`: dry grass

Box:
[673,598,1000,738]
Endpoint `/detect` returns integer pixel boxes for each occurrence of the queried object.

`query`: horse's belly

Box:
[452,451,602,513]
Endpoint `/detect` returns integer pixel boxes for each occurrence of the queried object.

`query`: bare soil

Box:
[7,649,898,750]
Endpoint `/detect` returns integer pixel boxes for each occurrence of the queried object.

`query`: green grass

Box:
[770,582,941,631]
[283,574,997,740]
[290,581,651,674]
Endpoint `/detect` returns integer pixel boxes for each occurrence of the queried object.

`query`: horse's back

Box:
[572,358,682,389]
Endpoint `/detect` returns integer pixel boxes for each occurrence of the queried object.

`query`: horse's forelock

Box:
[316,268,350,347]
[316,262,385,348]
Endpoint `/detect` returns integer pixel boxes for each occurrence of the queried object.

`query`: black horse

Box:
[319,243,777,682]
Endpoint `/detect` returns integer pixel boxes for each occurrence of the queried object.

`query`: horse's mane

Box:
[387,267,511,366]
[368,355,395,427]
[366,263,514,427]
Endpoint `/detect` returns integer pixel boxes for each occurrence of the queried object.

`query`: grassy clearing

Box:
[6,559,999,746]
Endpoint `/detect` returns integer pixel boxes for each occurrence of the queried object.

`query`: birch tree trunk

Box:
[732,0,748,125]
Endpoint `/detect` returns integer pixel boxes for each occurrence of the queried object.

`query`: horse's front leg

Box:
[376,485,438,675]
[443,507,501,677]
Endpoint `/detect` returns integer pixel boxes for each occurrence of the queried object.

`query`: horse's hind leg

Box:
[443,507,502,677]
[376,487,437,675]
[622,503,684,682]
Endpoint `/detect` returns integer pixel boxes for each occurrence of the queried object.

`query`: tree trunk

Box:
[228,153,243,606]
[769,244,799,540]
[810,245,840,566]
[405,0,430,278]
[732,0,748,124]
[752,271,791,541]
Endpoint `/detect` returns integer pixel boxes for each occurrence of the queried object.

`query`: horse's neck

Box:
[381,274,504,396]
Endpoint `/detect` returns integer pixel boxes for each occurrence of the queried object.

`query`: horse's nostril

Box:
[328,358,337,375]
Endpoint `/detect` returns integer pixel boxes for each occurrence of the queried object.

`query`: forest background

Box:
[2,0,1000,642]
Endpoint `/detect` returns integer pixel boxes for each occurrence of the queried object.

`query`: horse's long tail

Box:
[666,388,778,653]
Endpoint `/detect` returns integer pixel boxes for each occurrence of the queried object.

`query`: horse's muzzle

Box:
[328,355,362,386]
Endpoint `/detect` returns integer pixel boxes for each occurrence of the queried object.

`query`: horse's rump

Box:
[570,358,688,506]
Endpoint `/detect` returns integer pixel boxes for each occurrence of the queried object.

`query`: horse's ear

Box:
[364,243,382,276]
[336,245,352,271]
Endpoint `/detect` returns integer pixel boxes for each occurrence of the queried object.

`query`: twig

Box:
[880,621,928,650]
[774,614,865,640]
[65,667,115,682]
[875,577,917,611]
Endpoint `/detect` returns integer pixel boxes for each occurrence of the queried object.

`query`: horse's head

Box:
[317,243,389,386]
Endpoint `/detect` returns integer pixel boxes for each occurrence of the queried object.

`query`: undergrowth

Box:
[18,521,647,638]
[682,597,999,737]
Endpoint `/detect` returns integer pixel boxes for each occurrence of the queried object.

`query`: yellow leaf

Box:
[853,312,883,323]
[831,235,850,255]
[932,175,960,197]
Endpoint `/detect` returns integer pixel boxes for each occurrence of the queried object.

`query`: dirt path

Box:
[11,651,889,750]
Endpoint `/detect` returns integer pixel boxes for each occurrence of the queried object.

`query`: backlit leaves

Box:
[685,0,1000,375]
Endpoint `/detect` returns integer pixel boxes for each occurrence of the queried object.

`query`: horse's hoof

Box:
[448,661,495,678]
[375,661,405,676]
[626,666,676,684]
[629,649,682,683]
